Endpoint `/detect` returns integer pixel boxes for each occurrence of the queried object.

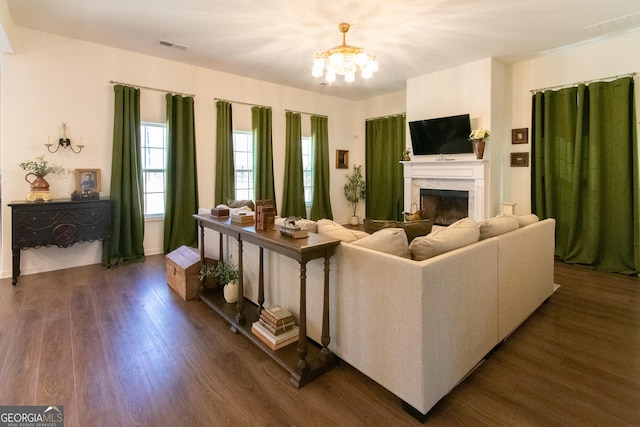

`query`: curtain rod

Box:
[109,80,195,97]
[285,109,327,118]
[214,97,271,109]
[366,112,406,121]
[530,72,636,93]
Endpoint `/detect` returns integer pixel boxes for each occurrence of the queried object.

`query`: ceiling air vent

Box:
[157,39,188,50]
[583,12,640,37]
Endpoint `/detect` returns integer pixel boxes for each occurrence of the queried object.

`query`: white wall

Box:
[405,31,640,217]
[506,30,640,214]
[405,58,497,218]
[0,26,401,279]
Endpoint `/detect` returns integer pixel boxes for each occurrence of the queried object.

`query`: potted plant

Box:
[200,261,239,303]
[343,164,366,225]
[19,155,68,193]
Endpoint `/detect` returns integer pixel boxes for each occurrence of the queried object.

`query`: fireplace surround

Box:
[402,159,488,222]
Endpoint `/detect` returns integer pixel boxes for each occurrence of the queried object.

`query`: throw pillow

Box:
[227,199,255,210]
[363,219,433,243]
[350,228,411,259]
[409,217,479,261]
[496,213,540,227]
[514,214,539,227]
[478,216,519,240]
[316,219,369,243]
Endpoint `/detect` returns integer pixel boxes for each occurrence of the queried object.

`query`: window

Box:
[140,122,167,217]
[301,136,312,204]
[233,130,254,201]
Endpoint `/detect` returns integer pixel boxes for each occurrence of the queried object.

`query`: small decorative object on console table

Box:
[19,155,68,202]
[344,164,366,225]
[200,261,239,303]
[469,128,490,160]
[280,217,309,239]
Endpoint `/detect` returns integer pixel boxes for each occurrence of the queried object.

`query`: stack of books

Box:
[251,305,299,350]
[230,211,255,225]
[255,200,276,231]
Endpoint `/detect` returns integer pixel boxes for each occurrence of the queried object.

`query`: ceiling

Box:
[6,0,640,100]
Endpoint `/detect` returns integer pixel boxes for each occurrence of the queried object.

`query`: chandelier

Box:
[312,23,378,83]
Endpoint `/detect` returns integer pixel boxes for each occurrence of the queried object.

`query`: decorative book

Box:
[279,226,308,239]
[251,321,299,351]
[264,305,293,320]
[230,211,255,224]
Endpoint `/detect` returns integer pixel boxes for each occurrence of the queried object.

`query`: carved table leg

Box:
[320,254,333,362]
[235,238,245,325]
[12,246,20,286]
[296,261,310,374]
[258,247,265,312]
[197,224,206,299]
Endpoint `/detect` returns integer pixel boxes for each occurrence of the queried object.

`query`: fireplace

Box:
[402,159,487,222]
[420,189,469,226]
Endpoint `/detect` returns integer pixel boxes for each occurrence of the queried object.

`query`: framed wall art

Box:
[336,150,349,169]
[75,168,101,193]
[511,128,529,144]
[510,152,529,167]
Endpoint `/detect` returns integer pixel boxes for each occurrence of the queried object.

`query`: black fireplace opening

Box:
[420,189,469,226]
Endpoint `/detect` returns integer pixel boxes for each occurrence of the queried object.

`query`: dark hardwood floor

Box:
[0,255,638,426]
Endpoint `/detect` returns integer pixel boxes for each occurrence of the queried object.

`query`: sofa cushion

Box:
[350,228,411,258]
[409,217,479,261]
[496,213,540,227]
[363,219,433,243]
[316,219,369,243]
[514,214,539,227]
[478,216,519,240]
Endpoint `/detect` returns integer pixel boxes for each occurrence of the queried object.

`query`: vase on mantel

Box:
[473,139,486,160]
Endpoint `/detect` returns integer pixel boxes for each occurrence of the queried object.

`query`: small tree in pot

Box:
[344,164,366,225]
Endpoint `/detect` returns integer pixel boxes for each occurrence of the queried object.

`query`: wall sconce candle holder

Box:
[45,122,84,154]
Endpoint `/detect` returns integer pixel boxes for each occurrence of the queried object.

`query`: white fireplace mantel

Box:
[402,159,488,221]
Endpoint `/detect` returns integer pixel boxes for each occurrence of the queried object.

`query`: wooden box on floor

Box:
[166,246,202,301]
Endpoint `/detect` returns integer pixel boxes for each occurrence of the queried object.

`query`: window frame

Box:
[140,121,167,219]
[232,130,254,202]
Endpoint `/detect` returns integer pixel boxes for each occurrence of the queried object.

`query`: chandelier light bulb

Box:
[311,22,377,84]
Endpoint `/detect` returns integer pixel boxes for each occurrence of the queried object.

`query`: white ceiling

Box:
[6,0,640,100]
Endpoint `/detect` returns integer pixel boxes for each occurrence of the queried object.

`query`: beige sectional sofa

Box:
[199,213,556,419]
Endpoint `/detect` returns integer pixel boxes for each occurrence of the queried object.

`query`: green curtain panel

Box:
[252,106,276,206]
[106,85,145,266]
[164,94,199,253]
[281,112,306,218]
[365,115,406,220]
[215,100,235,206]
[532,77,639,274]
[310,115,333,220]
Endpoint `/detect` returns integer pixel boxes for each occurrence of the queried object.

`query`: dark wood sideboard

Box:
[8,198,112,285]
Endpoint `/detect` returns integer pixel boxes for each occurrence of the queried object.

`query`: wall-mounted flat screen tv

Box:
[408,114,473,155]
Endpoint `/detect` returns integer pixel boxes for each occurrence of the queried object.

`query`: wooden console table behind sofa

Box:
[8,198,112,285]
[194,213,340,387]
